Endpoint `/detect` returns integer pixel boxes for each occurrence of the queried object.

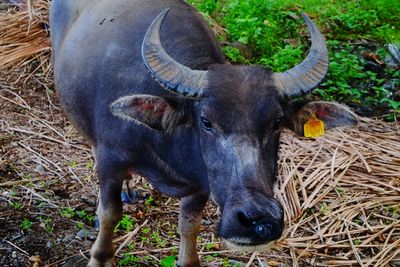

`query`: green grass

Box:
[115,214,136,232]
[9,201,23,210]
[59,206,95,229]
[188,0,400,120]
[20,219,33,231]
[160,256,176,267]
[118,254,141,266]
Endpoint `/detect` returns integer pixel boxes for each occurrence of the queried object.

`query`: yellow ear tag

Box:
[304,115,325,138]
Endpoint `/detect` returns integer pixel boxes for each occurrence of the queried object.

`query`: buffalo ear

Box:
[110,94,188,131]
[284,101,358,136]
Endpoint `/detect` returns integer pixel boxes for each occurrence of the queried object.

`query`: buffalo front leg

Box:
[88,149,126,267]
[178,193,208,267]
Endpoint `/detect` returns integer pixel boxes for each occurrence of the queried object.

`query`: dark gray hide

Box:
[50,0,357,266]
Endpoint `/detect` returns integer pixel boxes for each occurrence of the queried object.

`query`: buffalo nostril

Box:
[237,211,262,228]
[255,223,272,238]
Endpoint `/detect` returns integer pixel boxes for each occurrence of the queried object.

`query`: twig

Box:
[9,127,90,151]
[17,141,64,175]
[345,221,365,267]
[5,240,29,256]
[20,185,58,208]
[0,177,46,187]
[245,251,257,267]
[115,219,149,255]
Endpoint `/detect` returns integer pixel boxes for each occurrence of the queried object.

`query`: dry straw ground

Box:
[1,1,399,266]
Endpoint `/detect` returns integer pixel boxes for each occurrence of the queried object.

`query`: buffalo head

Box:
[111,9,357,250]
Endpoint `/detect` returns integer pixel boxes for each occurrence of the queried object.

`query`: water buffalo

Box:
[50,0,357,266]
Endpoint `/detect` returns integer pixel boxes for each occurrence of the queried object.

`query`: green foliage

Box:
[20,219,32,231]
[203,255,214,262]
[35,216,55,232]
[115,214,135,232]
[205,242,218,250]
[260,44,303,72]
[223,46,249,64]
[188,0,400,120]
[23,173,32,179]
[20,216,54,232]
[189,0,219,15]
[145,195,155,206]
[320,202,328,216]
[383,205,400,218]
[222,258,230,267]
[76,210,86,218]
[9,201,23,210]
[118,254,141,266]
[142,226,151,235]
[118,254,176,267]
[218,0,301,66]
[60,207,95,228]
[315,43,399,119]
[85,161,94,169]
[354,218,363,225]
[160,256,176,267]
[60,207,75,219]
[76,221,84,229]
[44,217,54,232]
[69,160,78,168]
[151,231,168,247]
[139,226,169,247]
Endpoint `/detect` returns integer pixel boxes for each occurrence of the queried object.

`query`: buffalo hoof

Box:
[121,189,138,204]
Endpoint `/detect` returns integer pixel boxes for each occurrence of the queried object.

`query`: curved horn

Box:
[272,14,329,96]
[141,9,207,98]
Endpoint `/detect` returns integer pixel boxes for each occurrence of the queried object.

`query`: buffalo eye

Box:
[201,116,213,131]
[273,116,284,131]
